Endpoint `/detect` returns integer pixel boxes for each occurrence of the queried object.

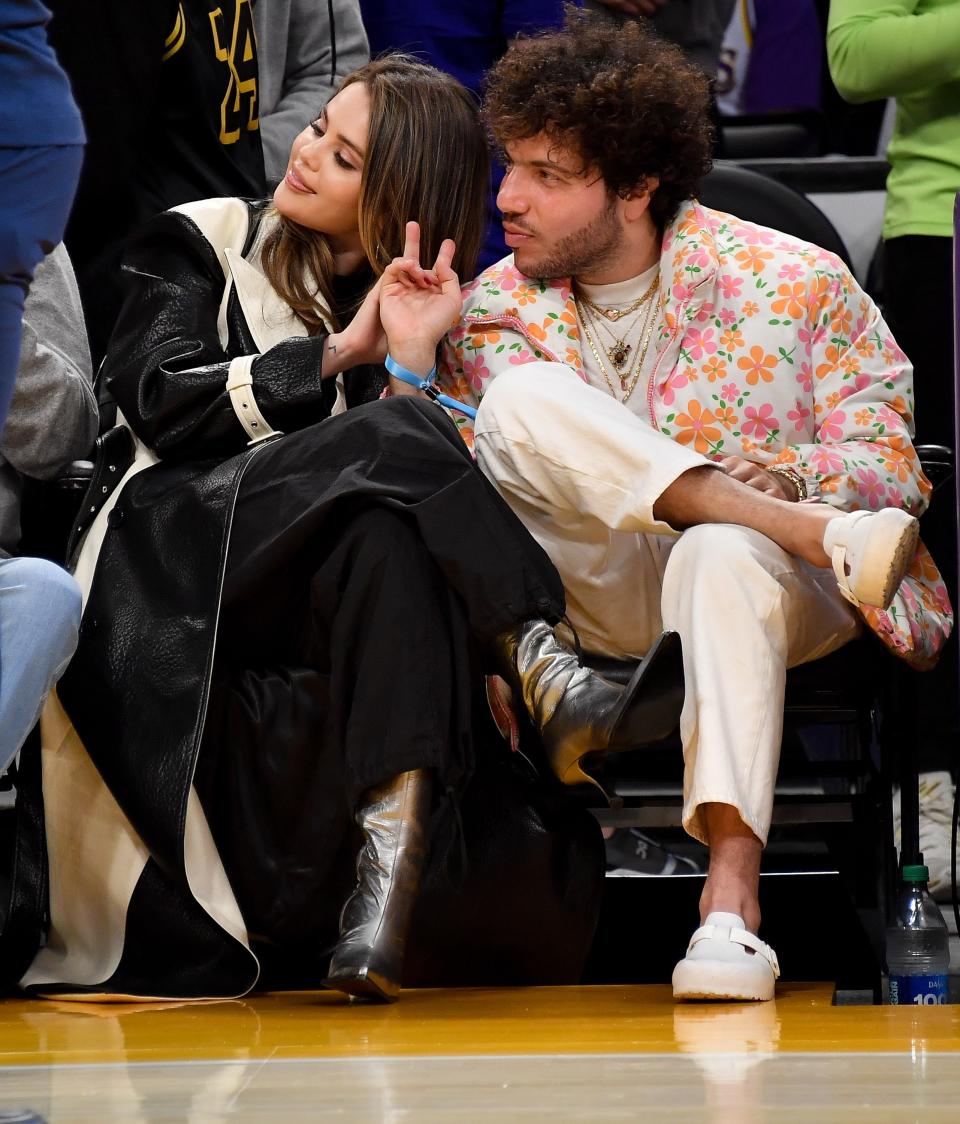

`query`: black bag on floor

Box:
[403,748,605,988]
[253,745,606,991]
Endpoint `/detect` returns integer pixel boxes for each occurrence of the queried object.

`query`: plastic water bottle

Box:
[885,864,950,1005]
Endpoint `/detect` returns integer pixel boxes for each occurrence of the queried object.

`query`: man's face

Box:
[496,134,622,280]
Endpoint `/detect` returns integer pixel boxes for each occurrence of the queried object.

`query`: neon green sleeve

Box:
[827,0,960,102]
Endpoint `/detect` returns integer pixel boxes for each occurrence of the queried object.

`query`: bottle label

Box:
[888,974,949,1005]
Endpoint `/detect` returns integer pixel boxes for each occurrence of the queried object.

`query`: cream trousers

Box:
[474,363,859,845]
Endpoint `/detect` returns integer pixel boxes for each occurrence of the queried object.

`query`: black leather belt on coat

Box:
[66,425,136,568]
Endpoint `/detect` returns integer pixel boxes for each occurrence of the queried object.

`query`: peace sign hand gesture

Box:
[379,221,462,380]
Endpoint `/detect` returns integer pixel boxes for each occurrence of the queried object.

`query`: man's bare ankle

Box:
[699,892,761,933]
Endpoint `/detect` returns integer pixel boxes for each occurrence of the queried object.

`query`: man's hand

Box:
[591,0,668,16]
[717,455,800,501]
[379,221,462,379]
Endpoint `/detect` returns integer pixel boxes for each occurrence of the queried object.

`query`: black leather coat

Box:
[39,201,388,995]
[63,203,353,869]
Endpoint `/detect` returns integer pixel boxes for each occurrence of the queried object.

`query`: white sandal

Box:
[821,507,918,610]
[672,912,780,1002]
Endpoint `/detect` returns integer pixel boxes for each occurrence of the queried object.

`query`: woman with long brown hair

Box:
[24,57,676,1004]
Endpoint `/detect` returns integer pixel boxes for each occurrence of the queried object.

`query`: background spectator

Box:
[0,556,81,762]
[0,0,84,432]
[717,0,823,116]
[358,0,568,269]
[47,0,267,365]
[254,0,369,186]
[0,243,94,763]
[584,0,736,75]
[829,0,960,899]
[0,245,98,556]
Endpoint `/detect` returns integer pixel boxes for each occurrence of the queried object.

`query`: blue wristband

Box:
[384,353,436,389]
[384,353,477,420]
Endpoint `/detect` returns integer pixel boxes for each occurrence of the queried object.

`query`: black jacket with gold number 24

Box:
[47,0,267,363]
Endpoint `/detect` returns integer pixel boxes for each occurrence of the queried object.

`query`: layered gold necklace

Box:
[575,272,660,402]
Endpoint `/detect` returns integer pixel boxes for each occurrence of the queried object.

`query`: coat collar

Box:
[659,199,721,311]
[225,211,335,353]
[224,248,310,353]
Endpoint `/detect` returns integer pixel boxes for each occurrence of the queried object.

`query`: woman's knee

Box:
[376,393,459,436]
[349,395,470,462]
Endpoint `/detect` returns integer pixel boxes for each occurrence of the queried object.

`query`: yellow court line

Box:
[1,984,959,1067]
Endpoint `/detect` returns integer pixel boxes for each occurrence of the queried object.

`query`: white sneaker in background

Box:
[893,770,959,902]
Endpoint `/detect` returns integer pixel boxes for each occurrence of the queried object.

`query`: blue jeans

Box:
[0,143,85,429]
[0,556,81,765]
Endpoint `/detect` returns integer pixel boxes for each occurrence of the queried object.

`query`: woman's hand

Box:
[321,277,386,378]
[717,455,799,501]
[343,276,387,364]
[379,221,462,378]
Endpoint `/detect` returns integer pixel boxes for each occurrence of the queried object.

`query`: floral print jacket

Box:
[437,200,953,667]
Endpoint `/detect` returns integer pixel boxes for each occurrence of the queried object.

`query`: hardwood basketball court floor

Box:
[0,982,957,1120]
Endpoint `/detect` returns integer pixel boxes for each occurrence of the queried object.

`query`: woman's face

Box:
[273,81,370,249]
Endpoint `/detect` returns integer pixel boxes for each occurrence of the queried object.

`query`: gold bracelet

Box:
[765,464,807,501]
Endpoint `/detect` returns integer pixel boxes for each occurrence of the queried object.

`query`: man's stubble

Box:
[512,195,622,281]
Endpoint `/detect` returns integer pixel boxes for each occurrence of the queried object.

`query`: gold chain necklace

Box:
[579,309,627,395]
[575,273,659,370]
[577,273,659,321]
[579,300,648,371]
[578,293,658,403]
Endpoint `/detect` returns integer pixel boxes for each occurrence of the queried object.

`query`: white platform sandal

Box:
[821,507,918,610]
[672,912,780,1002]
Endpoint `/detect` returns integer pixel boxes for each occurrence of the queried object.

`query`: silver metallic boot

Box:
[323,769,432,1003]
[496,621,684,793]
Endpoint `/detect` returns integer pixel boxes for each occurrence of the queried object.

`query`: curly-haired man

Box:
[380,11,952,1001]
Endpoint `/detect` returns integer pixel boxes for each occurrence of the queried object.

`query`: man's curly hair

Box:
[484,9,714,229]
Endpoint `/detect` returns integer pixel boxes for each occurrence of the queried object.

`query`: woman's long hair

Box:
[261,56,490,333]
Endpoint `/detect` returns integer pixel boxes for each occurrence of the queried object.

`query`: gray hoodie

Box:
[0,244,98,556]
[255,0,370,184]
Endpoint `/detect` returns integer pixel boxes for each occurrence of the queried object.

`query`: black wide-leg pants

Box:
[193,397,566,946]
